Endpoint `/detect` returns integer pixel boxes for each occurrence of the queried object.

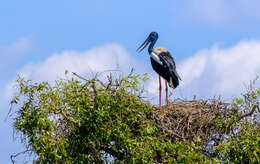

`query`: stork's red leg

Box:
[159,76,162,107]
[165,80,168,105]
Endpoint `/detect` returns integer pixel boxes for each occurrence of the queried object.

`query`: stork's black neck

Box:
[148,39,157,54]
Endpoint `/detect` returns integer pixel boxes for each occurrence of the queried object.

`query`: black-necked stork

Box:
[137,32,181,106]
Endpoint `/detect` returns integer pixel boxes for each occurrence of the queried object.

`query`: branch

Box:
[237,103,259,122]
[61,110,78,125]
[72,72,88,81]
[226,103,259,132]
[11,149,32,164]
[72,72,92,92]
[102,146,125,161]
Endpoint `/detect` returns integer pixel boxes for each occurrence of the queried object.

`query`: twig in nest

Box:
[151,99,230,143]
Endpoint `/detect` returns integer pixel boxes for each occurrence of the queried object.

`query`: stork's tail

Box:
[168,75,179,89]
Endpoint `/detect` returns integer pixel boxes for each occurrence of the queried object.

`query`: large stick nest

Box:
[150,99,230,143]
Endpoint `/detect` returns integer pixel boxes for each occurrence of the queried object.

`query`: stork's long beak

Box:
[137,37,150,53]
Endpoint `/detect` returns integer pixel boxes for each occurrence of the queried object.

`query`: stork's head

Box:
[137,32,159,53]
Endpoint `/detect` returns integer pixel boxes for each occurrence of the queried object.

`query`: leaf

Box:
[65,70,69,75]
[235,98,243,105]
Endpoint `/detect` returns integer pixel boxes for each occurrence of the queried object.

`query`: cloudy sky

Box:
[1,0,260,163]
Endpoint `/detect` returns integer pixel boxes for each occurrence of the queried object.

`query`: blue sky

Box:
[1,0,260,163]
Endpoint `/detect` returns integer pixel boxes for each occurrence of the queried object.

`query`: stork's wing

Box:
[159,51,182,80]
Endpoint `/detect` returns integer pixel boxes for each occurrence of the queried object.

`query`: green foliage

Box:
[9,72,260,163]
[214,78,260,164]
[216,122,260,164]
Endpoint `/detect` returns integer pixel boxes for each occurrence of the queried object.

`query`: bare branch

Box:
[238,104,259,121]
[226,103,259,132]
[11,149,32,164]
[72,72,88,81]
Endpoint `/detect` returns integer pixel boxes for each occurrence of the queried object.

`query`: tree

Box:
[9,71,260,163]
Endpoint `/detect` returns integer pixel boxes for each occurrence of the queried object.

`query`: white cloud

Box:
[175,0,260,25]
[0,36,33,58]
[4,36,32,55]
[0,36,33,73]
[18,43,143,81]
[178,53,207,86]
